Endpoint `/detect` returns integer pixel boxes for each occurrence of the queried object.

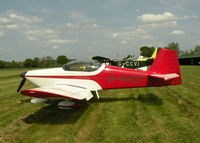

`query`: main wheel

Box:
[57,100,83,109]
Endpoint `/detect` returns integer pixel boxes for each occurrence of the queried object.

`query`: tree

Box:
[57,55,68,66]
[32,57,40,68]
[189,49,195,55]
[24,59,33,68]
[0,60,6,68]
[140,46,155,57]
[39,56,56,67]
[11,60,21,68]
[194,45,200,55]
[46,56,56,67]
[179,50,187,56]
[165,42,180,55]
[179,45,200,56]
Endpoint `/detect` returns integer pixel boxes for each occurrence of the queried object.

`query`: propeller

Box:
[17,72,27,92]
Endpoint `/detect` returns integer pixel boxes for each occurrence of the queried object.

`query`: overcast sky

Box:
[0,0,199,61]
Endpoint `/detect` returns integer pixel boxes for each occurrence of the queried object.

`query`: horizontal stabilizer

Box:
[149,73,180,81]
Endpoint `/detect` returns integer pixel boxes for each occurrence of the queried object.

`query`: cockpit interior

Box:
[62,61,101,72]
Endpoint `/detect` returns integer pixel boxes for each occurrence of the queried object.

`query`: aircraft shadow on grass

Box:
[23,100,89,125]
[23,93,163,125]
[91,93,163,106]
[135,93,163,105]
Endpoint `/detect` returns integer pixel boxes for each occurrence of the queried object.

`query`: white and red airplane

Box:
[17,49,182,109]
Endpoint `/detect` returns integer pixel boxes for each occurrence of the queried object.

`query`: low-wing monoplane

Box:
[17,49,181,109]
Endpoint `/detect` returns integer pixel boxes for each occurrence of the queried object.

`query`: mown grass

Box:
[0,66,199,143]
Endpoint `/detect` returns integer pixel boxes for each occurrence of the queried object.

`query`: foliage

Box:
[24,59,33,68]
[194,45,200,54]
[139,42,199,57]
[0,55,70,69]
[165,42,179,51]
[32,57,40,68]
[1,42,200,69]
[179,45,200,56]
[39,56,57,67]
[57,55,68,66]
[0,60,6,68]
[140,46,155,57]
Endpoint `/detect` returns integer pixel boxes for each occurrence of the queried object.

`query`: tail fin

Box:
[148,48,181,75]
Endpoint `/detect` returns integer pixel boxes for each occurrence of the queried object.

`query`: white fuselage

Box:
[26,64,106,91]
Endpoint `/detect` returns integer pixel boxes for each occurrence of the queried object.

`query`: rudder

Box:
[148,48,181,75]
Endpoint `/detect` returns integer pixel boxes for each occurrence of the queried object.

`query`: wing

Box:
[149,73,180,81]
[20,85,93,101]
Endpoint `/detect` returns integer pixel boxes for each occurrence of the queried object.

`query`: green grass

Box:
[0,66,200,143]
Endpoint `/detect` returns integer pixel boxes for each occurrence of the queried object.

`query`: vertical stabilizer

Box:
[149,49,181,75]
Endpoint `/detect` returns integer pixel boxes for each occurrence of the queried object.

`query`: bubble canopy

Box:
[62,61,102,72]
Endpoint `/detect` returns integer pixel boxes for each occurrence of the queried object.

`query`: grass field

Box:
[0,66,200,143]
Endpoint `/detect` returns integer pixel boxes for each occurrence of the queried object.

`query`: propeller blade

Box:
[17,78,26,92]
[17,71,27,92]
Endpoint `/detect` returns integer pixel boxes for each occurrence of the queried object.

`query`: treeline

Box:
[0,55,71,69]
[1,42,200,69]
[139,42,200,57]
[179,45,200,56]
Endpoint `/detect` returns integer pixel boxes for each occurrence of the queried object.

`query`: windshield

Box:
[62,61,101,72]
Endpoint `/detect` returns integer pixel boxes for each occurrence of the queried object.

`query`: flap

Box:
[20,85,93,101]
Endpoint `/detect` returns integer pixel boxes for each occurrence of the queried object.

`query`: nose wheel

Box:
[57,100,83,109]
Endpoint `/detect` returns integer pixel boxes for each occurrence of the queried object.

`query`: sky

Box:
[0,0,199,61]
